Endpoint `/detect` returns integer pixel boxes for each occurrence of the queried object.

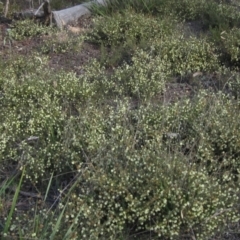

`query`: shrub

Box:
[227,72,240,100]
[149,35,220,75]
[40,31,84,54]
[215,27,240,67]
[58,102,239,239]
[0,53,97,182]
[148,90,240,182]
[88,8,176,47]
[2,87,239,239]
[78,50,168,101]
[157,0,207,21]
[0,49,221,183]
[8,19,54,40]
[201,2,240,29]
[108,50,168,100]
[156,0,240,29]
[89,35,220,99]
[89,6,222,75]
[1,2,240,238]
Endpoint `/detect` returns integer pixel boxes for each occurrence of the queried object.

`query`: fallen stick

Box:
[4,0,10,17]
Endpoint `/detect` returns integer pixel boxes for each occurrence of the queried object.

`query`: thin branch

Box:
[34,1,45,16]
[4,0,9,17]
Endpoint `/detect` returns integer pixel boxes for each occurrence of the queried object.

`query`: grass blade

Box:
[44,172,53,202]
[49,200,68,240]
[3,167,25,235]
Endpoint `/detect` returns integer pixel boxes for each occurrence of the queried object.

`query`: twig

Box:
[34,1,45,16]
[4,0,9,17]
[8,185,43,199]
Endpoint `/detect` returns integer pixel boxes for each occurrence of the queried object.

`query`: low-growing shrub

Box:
[8,19,55,40]
[0,53,97,182]
[90,35,220,98]
[0,49,224,183]
[213,27,240,68]
[1,2,240,238]
[60,128,239,239]
[155,0,240,29]
[40,31,84,54]
[157,0,206,21]
[146,90,240,182]
[149,34,220,75]
[109,50,169,100]
[227,72,240,100]
[79,50,168,100]
[88,8,176,47]
[2,91,240,239]
[201,2,240,29]
[2,51,168,183]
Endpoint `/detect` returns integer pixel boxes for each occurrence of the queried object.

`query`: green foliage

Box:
[209,22,240,69]
[50,0,72,10]
[89,10,220,75]
[227,72,240,100]
[41,31,84,54]
[149,35,220,75]
[88,9,176,47]
[94,0,240,30]
[89,6,230,75]
[0,53,97,182]
[49,0,90,10]
[0,50,167,183]
[151,91,240,182]
[57,101,239,239]
[110,50,168,99]
[1,0,240,239]
[201,2,240,29]
[8,19,55,40]
[3,168,25,235]
[0,2,4,14]
[98,42,132,68]
[2,57,240,237]
[156,0,206,21]
[89,0,162,16]
[165,0,240,28]
[214,28,240,67]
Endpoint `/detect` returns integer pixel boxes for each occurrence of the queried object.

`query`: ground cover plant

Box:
[1,0,240,239]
